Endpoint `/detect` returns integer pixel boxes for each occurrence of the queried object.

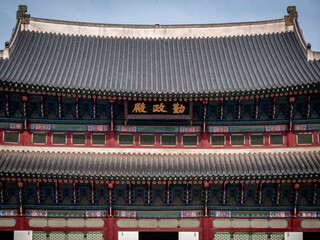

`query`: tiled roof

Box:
[0,150,319,178]
[0,29,319,94]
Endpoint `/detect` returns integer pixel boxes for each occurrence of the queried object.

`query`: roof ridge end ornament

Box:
[17,5,30,24]
[284,6,297,26]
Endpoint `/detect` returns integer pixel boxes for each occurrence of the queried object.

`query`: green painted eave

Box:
[0,80,319,100]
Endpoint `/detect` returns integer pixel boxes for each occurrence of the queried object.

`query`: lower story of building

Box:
[1,211,320,240]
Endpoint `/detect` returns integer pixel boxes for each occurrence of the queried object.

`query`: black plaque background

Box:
[127,101,189,115]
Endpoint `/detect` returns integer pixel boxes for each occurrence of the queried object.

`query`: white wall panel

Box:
[179,232,199,240]
[14,231,33,240]
[284,232,302,240]
[118,231,139,240]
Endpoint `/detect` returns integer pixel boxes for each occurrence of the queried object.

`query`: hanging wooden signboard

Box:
[125,101,193,120]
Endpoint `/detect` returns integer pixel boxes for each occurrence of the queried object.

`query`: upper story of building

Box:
[0,5,319,151]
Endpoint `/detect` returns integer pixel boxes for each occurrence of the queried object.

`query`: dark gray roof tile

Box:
[1,150,319,178]
[1,31,320,93]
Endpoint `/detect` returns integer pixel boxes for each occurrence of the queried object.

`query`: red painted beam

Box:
[2,129,320,149]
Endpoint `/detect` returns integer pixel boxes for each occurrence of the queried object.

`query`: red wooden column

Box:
[5,93,10,117]
[108,99,117,148]
[93,96,97,119]
[108,182,114,217]
[293,183,300,218]
[110,100,114,132]
[106,218,117,240]
[237,98,242,121]
[289,97,295,132]
[254,97,259,120]
[290,218,301,232]
[202,100,208,133]
[203,182,210,217]
[286,96,296,147]
[201,100,210,148]
[17,181,24,216]
[202,180,212,240]
[272,96,277,120]
[15,217,29,230]
[219,98,224,121]
[201,218,212,240]
[22,95,28,130]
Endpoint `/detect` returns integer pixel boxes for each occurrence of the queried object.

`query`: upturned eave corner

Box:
[287,6,320,61]
[1,42,9,60]
[1,6,24,60]
[284,6,297,27]
[16,5,30,24]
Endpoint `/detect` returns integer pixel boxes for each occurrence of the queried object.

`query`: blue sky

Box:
[0,0,319,51]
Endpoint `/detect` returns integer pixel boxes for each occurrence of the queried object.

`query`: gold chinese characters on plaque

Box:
[127,101,190,119]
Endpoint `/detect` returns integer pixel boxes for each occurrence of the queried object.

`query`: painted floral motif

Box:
[300,211,317,218]
[9,123,23,130]
[179,126,201,133]
[211,211,232,218]
[30,124,51,131]
[25,210,48,217]
[269,211,289,218]
[0,209,18,216]
[115,210,137,218]
[294,125,308,131]
[180,211,201,218]
[208,126,230,133]
[116,125,138,133]
[265,125,286,132]
[87,125,108,132]
[85,210,107,218]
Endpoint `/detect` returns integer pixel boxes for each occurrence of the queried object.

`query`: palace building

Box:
[0,5,319,240]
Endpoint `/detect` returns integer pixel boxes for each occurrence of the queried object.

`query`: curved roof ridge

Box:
[23,17,288,40]
[20,27,291,41]
[293,19,320,61]
[30,16,284,29]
